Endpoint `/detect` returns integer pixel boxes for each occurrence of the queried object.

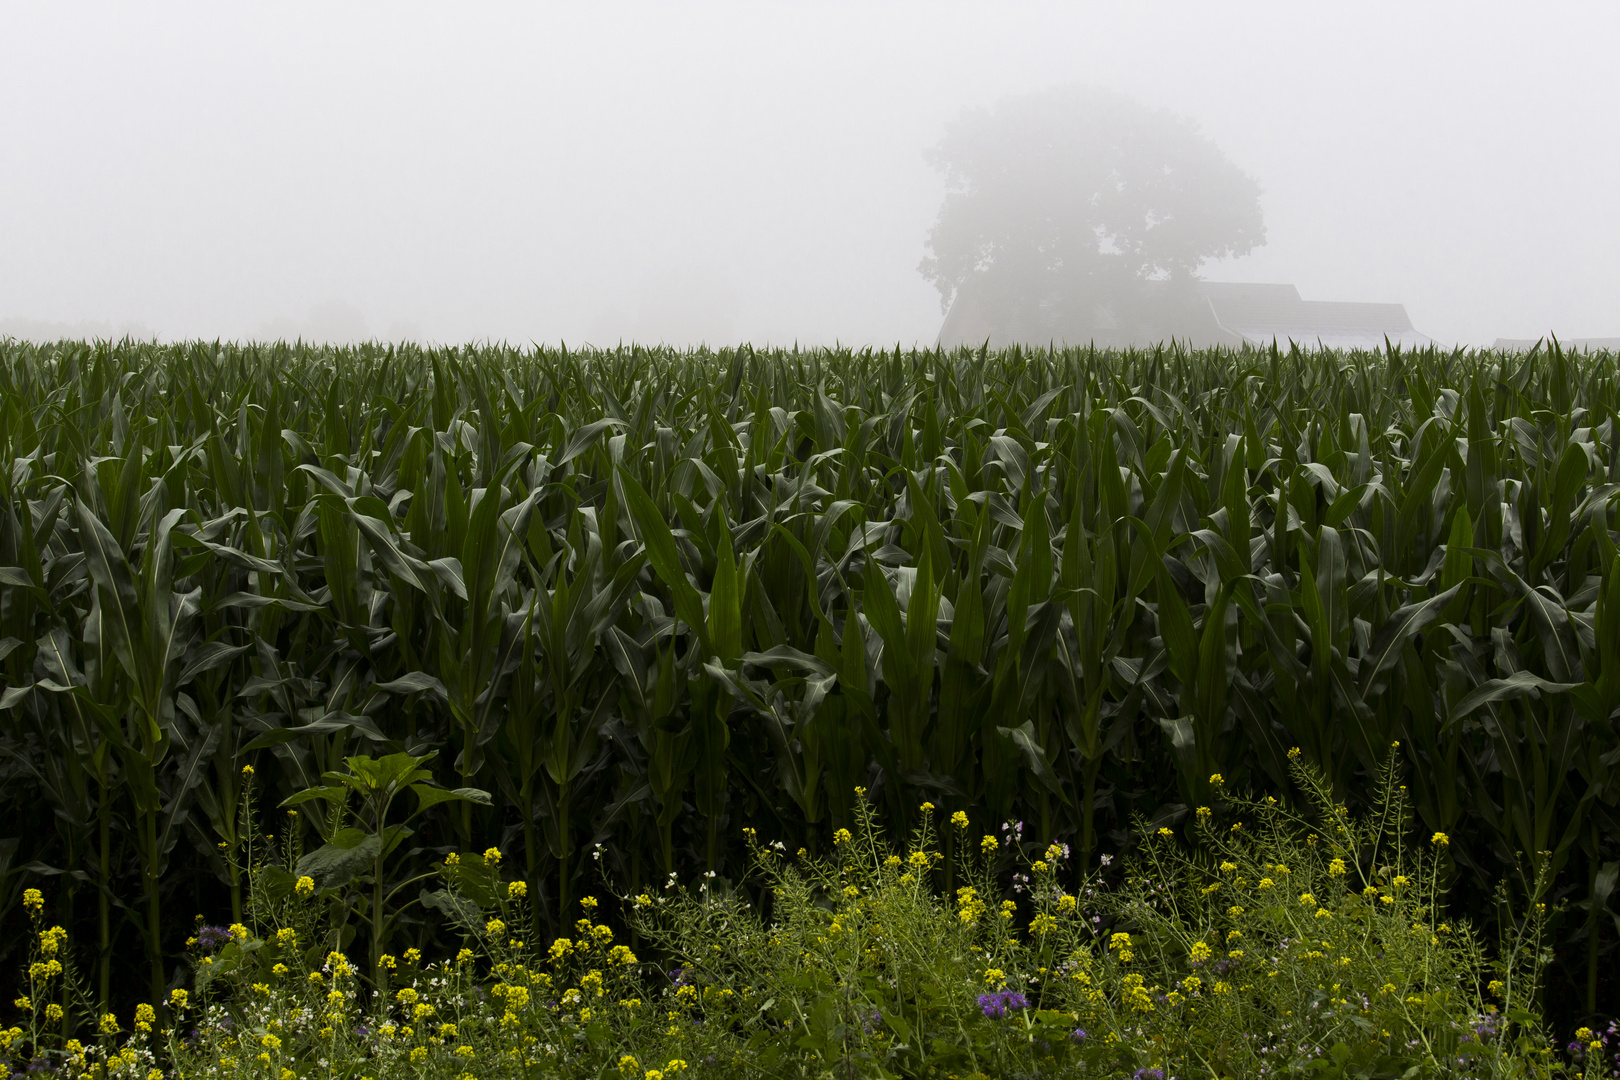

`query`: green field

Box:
[0,338,1616,1076]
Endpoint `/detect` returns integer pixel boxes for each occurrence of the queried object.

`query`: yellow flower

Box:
[951,811,969,829]
[505,880,527,900]
[1157,827,1173,838]
[170,988,189,1010]
[45,1004,63,1022]
[1328,858,1346,876]
[1219,861,1237,873]
[260,1034,281,1051]
[487,919,507,938]
[483,847,502,865]
[1188,941,1212,962]
[99,1013,119,1035]
[1287,747,1302,759]
[919,801,935,813]
[1432,832,1449,847]
[983,967,1006,985]
[23,889,44,911]
[1209,773,1223,785]
[833,829,852,846]
[410,1047,428,1063]
[980,834,999,853]
[1298,893,1316,906]
[276,927,297,947]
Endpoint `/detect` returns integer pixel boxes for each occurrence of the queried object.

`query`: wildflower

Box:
[907,851,929,868]
[1209,773,1223,785]
[99,1013,119,1035]
[1258,877,1273,889]
[23,888,44,912]
[1288,746,1302,759]
[1432,832,1450,847]
[1196,806,1211,821]
[1392,875,1410,889]
[1157,827,1173,838]
[983,967,1006,985]
[919,801,935,813]
[487,919,507,938]
[396,987,419,1004]
[483,847,502,865]
[580,895,598,910]
[45,1003,63,1022]
[295,876,315,898]
[276,927,297,947]
[1328,858,1347,876]
[170,988,189,1010]
[981,834,998,853]
[261,1034,282,1051]
[1298,892,1316,906]
[978,990,1029,1018]
[1219,861,1237,873]
[833,828,852,845]
[445,852,460,866]
[1189,941,1212,963]
[951,811,969,829]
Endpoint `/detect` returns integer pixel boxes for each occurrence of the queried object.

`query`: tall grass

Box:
[0,337,1616,1025]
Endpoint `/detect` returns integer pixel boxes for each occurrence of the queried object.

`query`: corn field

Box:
[0,338,1616,1022]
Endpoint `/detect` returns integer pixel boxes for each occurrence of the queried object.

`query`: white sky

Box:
[1,1,1616,348]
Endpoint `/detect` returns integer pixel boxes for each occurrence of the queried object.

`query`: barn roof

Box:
[1199,282,1432,351]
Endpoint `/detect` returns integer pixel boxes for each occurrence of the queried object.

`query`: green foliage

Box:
[0,338,1618,1027]
[0,759,1603,1079]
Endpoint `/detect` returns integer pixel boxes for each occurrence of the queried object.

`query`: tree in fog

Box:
[921,84,1265,346]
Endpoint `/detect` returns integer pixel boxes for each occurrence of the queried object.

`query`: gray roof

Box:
[1199,283,1430,351]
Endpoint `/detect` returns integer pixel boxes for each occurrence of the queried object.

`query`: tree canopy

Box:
[920,85,1265,344]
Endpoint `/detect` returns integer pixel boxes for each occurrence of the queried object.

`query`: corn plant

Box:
[0,336,1616,1026]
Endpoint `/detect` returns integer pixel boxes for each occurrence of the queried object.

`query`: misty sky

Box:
[2,2,1616,348]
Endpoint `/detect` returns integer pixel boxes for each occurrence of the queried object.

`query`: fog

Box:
[1,2,1616,349]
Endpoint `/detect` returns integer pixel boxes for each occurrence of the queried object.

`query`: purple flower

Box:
[1071,1028,1089,1043]
[1133,1070,1165,1080]
[668,967,687,986]
[194,925,234,950]
[977,990,1029,1018]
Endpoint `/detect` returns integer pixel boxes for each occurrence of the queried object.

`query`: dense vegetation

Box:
[0,338,1616,1043]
